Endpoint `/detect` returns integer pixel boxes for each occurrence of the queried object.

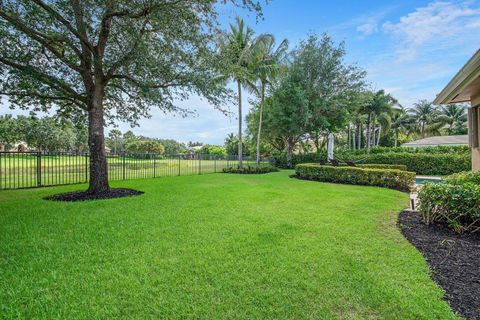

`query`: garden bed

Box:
[45,188,144,202]
[399,211,480,319]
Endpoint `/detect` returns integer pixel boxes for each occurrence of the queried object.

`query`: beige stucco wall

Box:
[472,94,480,171]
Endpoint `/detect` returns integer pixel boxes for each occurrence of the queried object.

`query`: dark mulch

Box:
[398,211,480,319]
[44,188,144,202]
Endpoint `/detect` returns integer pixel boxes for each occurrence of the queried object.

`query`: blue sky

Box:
[2,0,480,144]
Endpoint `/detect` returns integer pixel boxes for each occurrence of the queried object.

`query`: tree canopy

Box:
[0,0,262,193]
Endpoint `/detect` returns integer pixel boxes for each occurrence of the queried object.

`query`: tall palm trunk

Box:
[357,124,362,149]
[376,126,381,146]
[237,80,243,168]
[256,80,266,166]
[347,124,350,150]
[394,130,398,147]
[352,125,356,149]
[366,113,372,150]
[372,124,376,147]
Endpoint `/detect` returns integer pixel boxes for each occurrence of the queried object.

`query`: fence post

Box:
[84,153,88,183]
[178,154,181,176]
[199,154,201,175]
[214,155,216,173]
[37,152,42,187]
[123,153,126,180]
[153,155,156,178]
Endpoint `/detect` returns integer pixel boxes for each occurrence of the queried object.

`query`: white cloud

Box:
[357,20,378,35]
[382,1,480,60]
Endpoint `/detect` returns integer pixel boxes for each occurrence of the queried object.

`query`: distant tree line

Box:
[0,114,87,152]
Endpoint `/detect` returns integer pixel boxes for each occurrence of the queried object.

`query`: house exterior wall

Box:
[471,93,480,171]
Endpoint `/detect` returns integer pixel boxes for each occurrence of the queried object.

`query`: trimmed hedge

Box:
[222,165,279,174]
[272,153,326,168]
[357,164,407,171]
[273,150,470,175]
[295,163,415,191]
[342,145,470,156]
[418,182,480,233]
[444,170,480,185]
[350,152,470,175]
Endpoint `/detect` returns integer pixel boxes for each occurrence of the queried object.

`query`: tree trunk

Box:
[87,86,109,194]
[372,122,376,147]
[256,81,265,166]
[237,80,243,168]
[357,124,362,149]
[394,130,398,147]
[366,113,371,150]
[347,124,351,150]
[313,132,320,154]
[286,138,294,168]
[377,126,381,146]
[352,125,356,149]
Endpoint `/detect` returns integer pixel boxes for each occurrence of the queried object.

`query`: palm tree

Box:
[220,17,256,168]
[361,90,395,149]
[108,129,122,154]
[390,107,411,147]
[351,113,367,149]
[437,104,468,135]
[409,100,442,138]
[250,34,288,165]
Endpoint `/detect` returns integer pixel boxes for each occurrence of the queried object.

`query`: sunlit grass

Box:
[0,171,458,319]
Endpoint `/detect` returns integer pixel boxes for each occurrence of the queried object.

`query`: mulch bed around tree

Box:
[44,188,144,202]
[398,211,480,319]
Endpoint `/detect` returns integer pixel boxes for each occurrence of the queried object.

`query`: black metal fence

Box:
[0,151,271,190]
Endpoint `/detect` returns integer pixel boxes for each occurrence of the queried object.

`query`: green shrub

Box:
[272,153,326,168]
[273,148,470,175]
[418,182,480,233]
[295,163,415,192]
[356,164,407,171]
[349,152,470,175]
[341,145,470,156]
[444,170,480,185]
[222,165,279,174]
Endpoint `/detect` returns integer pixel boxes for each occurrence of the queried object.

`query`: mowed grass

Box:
[0,171,457,319]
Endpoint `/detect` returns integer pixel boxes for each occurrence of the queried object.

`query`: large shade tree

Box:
[0,0,260,194]
[291,34,366,152]
[252,71,310,168]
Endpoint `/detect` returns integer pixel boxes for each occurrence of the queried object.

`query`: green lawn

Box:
[0,171,457,319]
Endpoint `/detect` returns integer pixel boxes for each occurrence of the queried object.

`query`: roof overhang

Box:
[434,49,480,105]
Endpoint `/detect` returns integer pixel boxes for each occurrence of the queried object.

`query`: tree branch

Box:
[31,0,94,53]
[109,74,186,89]
[0,10,83,73]
[0,57,86,108]
[0,91,84,108]
[96,0,115,59]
